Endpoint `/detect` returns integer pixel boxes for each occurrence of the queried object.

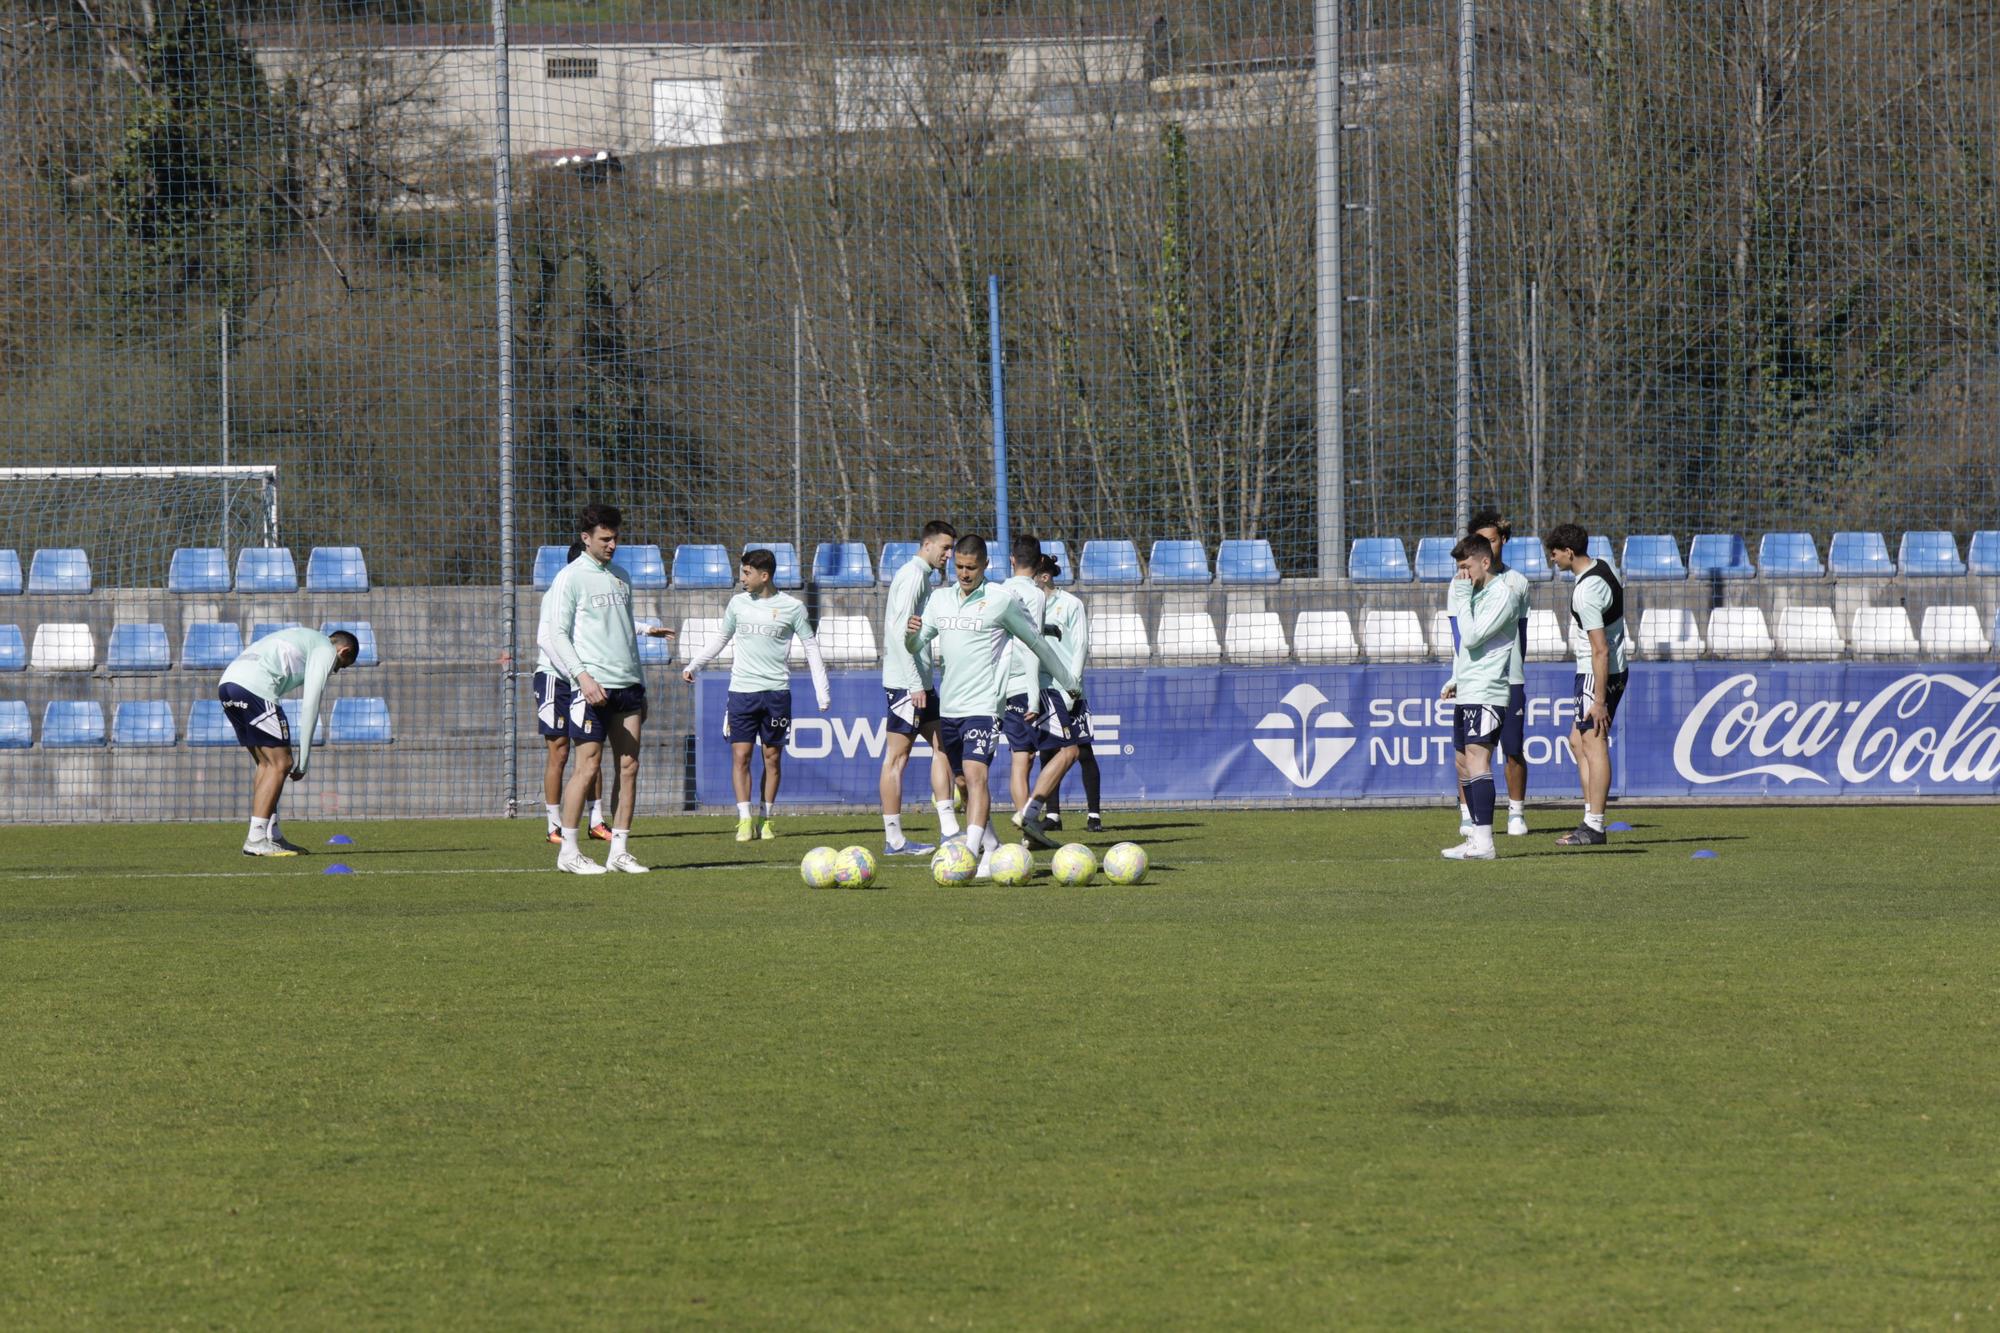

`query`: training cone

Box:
[323,862,354,875]
[1690,849,1717,860]
[327,834,354,845]
[1607,821,1632,832]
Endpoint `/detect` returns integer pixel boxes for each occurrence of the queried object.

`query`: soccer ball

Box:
[800,845,840,888]
[832,845,878,888]
[989,843,1034,886]
[1050,842,1097,886]
[1101,842,1148,885]
[930,840,978,885]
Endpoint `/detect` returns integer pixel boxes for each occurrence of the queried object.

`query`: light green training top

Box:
[699,590,829,702]
[907,579,1078,720]
[1042,588,1090,689]
[1448,564,1532,687]
[880,555,939,692]
[1001,573,1049,701]
[1570,557,1632,675]
[219,626,338,775]
[1445,574,1528,707]
[536,553,642,689]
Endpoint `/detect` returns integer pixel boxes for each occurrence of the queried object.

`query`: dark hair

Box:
[954,533,988,565]
[1011,535,1042,567]
[1451,534,1494,563]
[566,540,585,562]
[578,502,621,535]
[328,629,361,658]
[1545,522,1589,556]
[921,520,958,542]
[741,548,778,577]
[1033,553,1061,580]
[1467,508,1511,541]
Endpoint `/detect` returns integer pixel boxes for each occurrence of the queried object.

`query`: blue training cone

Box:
[1690,849,1717,860]
[327,834,354,845]
[323,862,354,875]
[1607,821,1632,832]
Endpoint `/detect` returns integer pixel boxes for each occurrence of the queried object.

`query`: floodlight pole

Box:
[494,0,519,818]
[1314,0,1346,578]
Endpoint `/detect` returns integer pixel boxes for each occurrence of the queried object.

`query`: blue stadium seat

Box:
[1970,531,2000,577]
[1349,538,1412,583]
[319,621,379,667]
[106,623,171,672]
[1557,535,1617,580]
[0,549,20,596]
[249,622,301,646]
[168,547,231,593]
[235,547,298,593]
[0,700,30,748]
[28,548,90,594]
[533,545,570,590]
[878,542,921,583]
[1040,540,1075,585]
[1148,540,1210,585]
[671,544,734,589]
[1508,541,1552,581]
[1414,536,1456,583]
[181,621,244,670]
[186,699,235,747]
[611,544,667,590]
[1078,540,1143,586]
[113,700,176,747]
[42,700,105,748]
[0,625,24,671]
[1898,531,1964,578]
[1688,534,1755,580]
[1757,532,1824,578]
[305,546,369,592]
[635,618,673,665]
[1217,539,1280,585]
[986,551,1009,584]
[812,542,875,589]
[278,700,324,745]
[743,542,801,589]
[329,696,393,744]
[1622,535,1687,582]
[1829,531,1895,578]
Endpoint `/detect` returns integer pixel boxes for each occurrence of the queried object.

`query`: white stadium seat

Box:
[1526,609,1568,661]
[1919,605,1991,657]
[1638,608,1704,660]
[1155,612,1222,664]
[1090,612,1152,665]
[1428,610,1457,660]
[1776,606,1844,659]
[677,618,733,663]
[1706,607,1774,658]
[1224,611,1290,664]
[1851,606,1919,658]
[1362,610,1427,662]
[1293,610,1358,664]
[30,622,94,671]
[815,615,878,666]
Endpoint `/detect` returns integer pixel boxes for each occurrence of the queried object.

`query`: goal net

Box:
[0,467,280,591]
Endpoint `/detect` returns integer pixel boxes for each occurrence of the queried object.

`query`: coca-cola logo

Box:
[1674,672,2000,787]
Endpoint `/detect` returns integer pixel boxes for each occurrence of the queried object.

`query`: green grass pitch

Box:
[4,808,1997,1327]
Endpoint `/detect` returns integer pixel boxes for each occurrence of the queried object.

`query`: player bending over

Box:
[906,534,1079,879]
[1439,534,1528,861]
[878,520,960,856]
[682,548,831,842]
[219,626,359,856]
[539,503,651,875]
[1545,523,1630,847]
[1015,553,1095,844]
[1449,509,1533,839]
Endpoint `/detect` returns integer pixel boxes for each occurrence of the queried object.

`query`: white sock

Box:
[590,800,604,827]
[763,801,776,819]
[935,800,961,838]
[1472,825,1496,852]
[545,802,561,831]
[1508,800,1525,817]
[611,829,628,858]
[736,801,751,819]
[561,826,580,854]
[883,814,903,845]
[1585,810,1605,832]
[966,823,985,854]
[1459,802,1472,822]
[248,816,269,842]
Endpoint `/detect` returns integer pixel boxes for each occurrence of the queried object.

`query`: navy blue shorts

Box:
[1500,682,1526,759]
[938,715,999,772]
[726,689,792,747]
[1035,688,1086,753]
[1573,671,1629,736]
[1002,693,1040,751]
[1452,702,1505,750]
[533,671,572,740]
[885,687,940,737]
[218,682,290,752]
[567,682,647,743]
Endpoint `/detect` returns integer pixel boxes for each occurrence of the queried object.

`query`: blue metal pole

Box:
[988,274,1009,560]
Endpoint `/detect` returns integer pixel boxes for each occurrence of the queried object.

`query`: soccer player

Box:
[538,503,651,875]
[1439,534,1528,860]
[906,534,1079,879]
[1000,535,1051,823]
[1545,523,1631,847]
[682,548,831,841]
[1449,509,1533,838]
[1017,553,1097,842]
[218,625,359,856]
[534,540,612,845]
[879,520,960,856]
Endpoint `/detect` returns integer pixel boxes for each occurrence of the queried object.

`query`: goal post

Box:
[0,466,280,588]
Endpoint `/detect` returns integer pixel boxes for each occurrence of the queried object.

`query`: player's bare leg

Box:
[242,746,298,856]
[926,722,960,838]
[1443,742,1498,860]
[1558,726,1611,846]
[557,737,608,873]
[602,709,648,872]
[758,743,783,839]
[1015,744,1076,850]
[731,740,757,841]
[961,758,1002,876]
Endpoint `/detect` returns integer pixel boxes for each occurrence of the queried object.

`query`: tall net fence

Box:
[0,1,1994,821]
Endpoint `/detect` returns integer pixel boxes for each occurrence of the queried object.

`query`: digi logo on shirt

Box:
[933,614,994,632]
[587,588,628,609]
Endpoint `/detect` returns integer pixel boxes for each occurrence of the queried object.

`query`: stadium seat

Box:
[1090,612,1152,664]
[1414,536,1457,583]
[1919,605,1990,657]
[1688,534,1756,580]
[0,700,30,748]
[0,550,20,595]
[1707,608,1775,658]
[533,545,570,590]
[1525,609,1567,660]
[319,621,379,667]
[1851,606,1919,657]
[1349,538,1413,583]
[672,545,734,590]
[1039,540,1075,585]
[1757,532,1824,578]
[1155,612,1222,663]
[785,635,807,667]
[28,548,90,594]
[1148,541,1211,585]
[1078,540,1143,586]
[815,615,879,666]
[743,542,801,589]
[1622,535,1686,582]
[1361,609,1426,661]
[1638,608,1704,660]
[1559,535,1617,579]
[277,700,325,745]
[1776,606,1844,659]
[305,546,370,592]
[42,700,105,747]
[235,547,298,593]
[1897,531,1964,578]
[1293,610,1360,664]
[113,700,176,747]
[30,623,94,671]
[329,697,393,744]
[168,547,231,593]
[0,625,24,671]
[105,623,170,672]
[811,542,875,589]
[1428,609,1458,659]
[185,699,235,746]
[1223,611,1290,664]
[1829,532,1894,578]
[1508,542,1554,581]
[634,618,674,665]
[677,618,732,663]
[1217,539,1280,585]
[878,542,921,583]
[249,622,301,645]
[611,544,667,590]
[1967,531,2000,577]
[181,621,244,670]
